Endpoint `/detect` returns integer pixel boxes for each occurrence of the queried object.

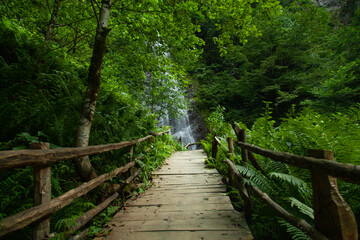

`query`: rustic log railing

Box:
[184,142,202,149]
[0,130,169,239]
[211,126,359,240]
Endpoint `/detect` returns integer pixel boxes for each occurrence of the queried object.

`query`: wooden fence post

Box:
[129,145,134,161]
[227,137,234,160]
[30,142,51,240]
[211,136,218,160]
[239,129,248,163]
[308,149,358,240]
[232,124,248,163]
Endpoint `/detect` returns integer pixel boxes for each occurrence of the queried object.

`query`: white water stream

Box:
[161,107,196,150]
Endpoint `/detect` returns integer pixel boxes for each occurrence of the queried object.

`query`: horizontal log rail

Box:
[0,130,169,171]
[211,126,359,240]
[225,159,328,240]
[0,161,135,237]
[234,141,360,185]
[0,130,169,239]
[185,142,202,149]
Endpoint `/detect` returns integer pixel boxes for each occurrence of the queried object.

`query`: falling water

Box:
[161,107,196,150]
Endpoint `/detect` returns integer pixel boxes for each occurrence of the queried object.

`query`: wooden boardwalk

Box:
[105,150,253,240]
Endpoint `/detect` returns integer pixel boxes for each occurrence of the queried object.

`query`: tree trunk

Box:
[45,0,62,43]
[74,0,112,181]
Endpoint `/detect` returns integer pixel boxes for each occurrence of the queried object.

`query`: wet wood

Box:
[235,141,360,185]
[0,131,168,171]
[106,150,253,240]
[309,149,358,240]
[0,162,135,237]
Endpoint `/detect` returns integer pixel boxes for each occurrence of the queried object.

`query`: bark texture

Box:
[224,159,328,240]
[74,0,112,181]
[234,141,360,185]
[0,161,134,237]
[45,0,62,43]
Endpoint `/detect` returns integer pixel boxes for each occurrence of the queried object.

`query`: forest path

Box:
[105,150,253,240]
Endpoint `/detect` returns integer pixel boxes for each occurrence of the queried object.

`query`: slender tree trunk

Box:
[74,0,112,181]
[45,0,62,43]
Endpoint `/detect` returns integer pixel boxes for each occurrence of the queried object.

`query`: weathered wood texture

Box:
[150,130,170,136]
[52,193,119,239]
[211,136,220,160]
[309,149,358,240]
[30,142,51,240]
[71,192,119,232]
[185,142,201,149]
[0,131,168,171]
[232,125,248,162]
[225,159,252,224]
[105,150,253,240]
[0,161,135,237]
[125,168,142,185]
[227,137,234,159]
[235,141,360,185]
[224,159,328,240]
[248,151,266,175]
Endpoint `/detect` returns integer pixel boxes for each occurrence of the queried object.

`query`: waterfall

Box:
[172,108,196,150]
[160,103,196,150]
[145,44,196,149]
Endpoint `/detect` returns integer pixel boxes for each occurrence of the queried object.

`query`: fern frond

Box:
[237,165,276,196]
[265,161,289,174]
[54,217,78,231]
[279,219,311,240]
[269,172,306,189]
[286,197,314,219]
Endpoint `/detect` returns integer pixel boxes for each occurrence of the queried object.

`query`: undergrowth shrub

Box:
[202,103,360,239]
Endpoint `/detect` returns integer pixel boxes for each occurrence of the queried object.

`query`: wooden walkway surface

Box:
[105,150,253,240]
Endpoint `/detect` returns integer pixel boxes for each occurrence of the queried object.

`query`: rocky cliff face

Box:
[313,0,359,24]
[187,86,208,146]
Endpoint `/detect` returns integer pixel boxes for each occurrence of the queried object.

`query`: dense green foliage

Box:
[0,0,282,238]
[0,0,359,239]
[202,105,360,239]
[194,1,360,238]
[194,0,360,124]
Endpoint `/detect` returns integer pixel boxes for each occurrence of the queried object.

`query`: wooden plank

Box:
[106,150,253,240]
[107,230,253,240]
[108,218,248,231]
[0,130,169,171]
[127,196,232,206]
[112,210,246,221]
